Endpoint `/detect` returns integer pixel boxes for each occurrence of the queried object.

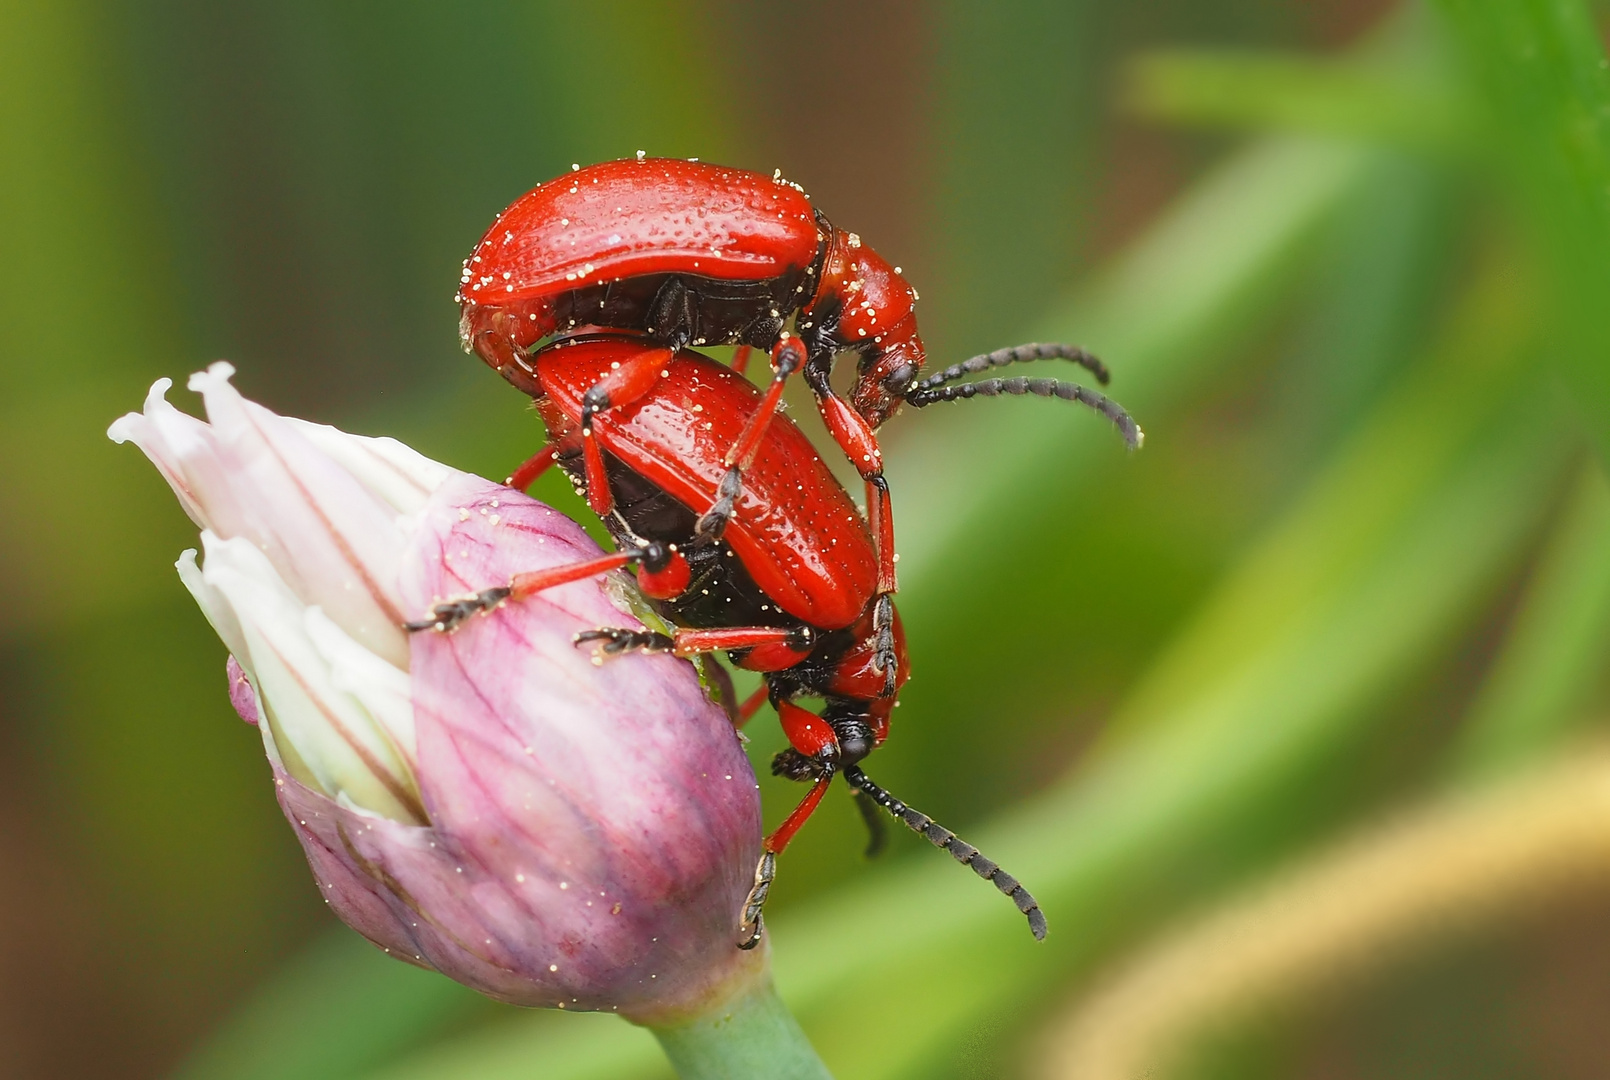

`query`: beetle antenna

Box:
[850,786,888,858]
[905,375,1143,450]
[911,342,1111,391]
[841,765,1046,940]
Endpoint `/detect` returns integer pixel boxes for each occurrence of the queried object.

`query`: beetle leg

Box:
[405,549,641,632]
[571,627,675,655]
[505,445,557,491]
[406,542,678,632]
[738,775,832,949]
[576,346,675,517]
[803,359,900,690]
[573,624,814,669]
[735,682,771,726]
[735,700,843,949]
[729,344,754,377]
[694,337,806,543]
[645,275,696,352]
[850,786,887,857]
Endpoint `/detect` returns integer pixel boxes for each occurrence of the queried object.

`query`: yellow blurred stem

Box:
[1039,744,1610,1080]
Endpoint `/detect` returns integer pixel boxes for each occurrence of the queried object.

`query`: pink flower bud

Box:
[110,366,765,1022]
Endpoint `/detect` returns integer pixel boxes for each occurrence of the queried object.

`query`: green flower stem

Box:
[648,980,833,1080]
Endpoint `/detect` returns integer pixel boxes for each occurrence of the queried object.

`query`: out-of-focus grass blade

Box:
[1447,463,1610,782]
[1125,49,1467,149]
[362,1011,664,1080]
[890,136,1376,598]
[924,0,1098,354]
[169,933,484,1080]
[180,131,1379,1080]
[1435,0,1610,452]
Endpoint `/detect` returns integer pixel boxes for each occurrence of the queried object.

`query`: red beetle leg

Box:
[408,548,640,632]
[507,550,636,601]
[634,545,691,600]
[695,338,806,542]
[816,388,898,621]
[505,445,557,491]
[573,624,812,666]
[762,700,841,853]
[736,683,770,726]
[777,699,837,759]
[576,346,675,516]
[764,774,832,855]
[672,626,812,670]
[733,338,806,468]
[730,344,754,377]
[864,477,895,597]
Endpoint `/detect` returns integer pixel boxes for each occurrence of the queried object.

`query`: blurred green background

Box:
[7,0,1610,1077]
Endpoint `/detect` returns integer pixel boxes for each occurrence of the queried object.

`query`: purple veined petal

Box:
[389,473,763,1016]
[285,419,453,517]
[200,533,425,825]
[276,765,764,1016]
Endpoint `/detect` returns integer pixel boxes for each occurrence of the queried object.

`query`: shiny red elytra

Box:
[456,156,920,428]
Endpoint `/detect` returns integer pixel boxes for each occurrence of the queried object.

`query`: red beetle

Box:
[457,157,1142,691]
[409,334,1059,946]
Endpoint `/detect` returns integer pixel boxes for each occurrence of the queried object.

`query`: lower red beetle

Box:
[409,333,1142,944]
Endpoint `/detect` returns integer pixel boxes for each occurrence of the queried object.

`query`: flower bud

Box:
[110,365,765,1021]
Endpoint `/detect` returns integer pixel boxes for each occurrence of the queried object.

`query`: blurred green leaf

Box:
[1126,48,1467,148]
[1447,462,1610,782]
[170,934,484,1080]
[891,136,1377,597]
[1435,0,1610,451]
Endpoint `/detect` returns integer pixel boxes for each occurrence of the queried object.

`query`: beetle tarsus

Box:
[872,594,897,694]
[736,850,776,950]
[404,586,512,632]
[573,627,675,656]
[694,466,743,543]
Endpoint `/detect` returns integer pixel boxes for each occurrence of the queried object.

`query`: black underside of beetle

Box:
[551,270,804,351]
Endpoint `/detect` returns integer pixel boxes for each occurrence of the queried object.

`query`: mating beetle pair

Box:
[419,157,1141,946]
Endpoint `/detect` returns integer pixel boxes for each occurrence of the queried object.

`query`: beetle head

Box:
[853,327,925,428]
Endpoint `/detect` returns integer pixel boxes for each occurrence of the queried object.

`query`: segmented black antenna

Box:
[910,342,1111,393]
[905,375,1143,450]
[841,766,1046,940]
[850,786,888,858]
